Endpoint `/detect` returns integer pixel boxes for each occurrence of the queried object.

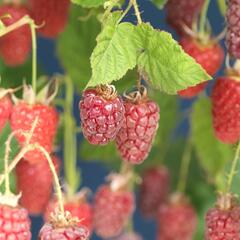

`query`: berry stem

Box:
[177,137,192,193]
[63,76,80,197]
[131,0,143,25]
[34,144,65,217]
[0,15,29,37]
[3,117,38,195]
[217,0,227,16]
[226,141,240,193]
[29,19,37,95]
[199,0,210,36]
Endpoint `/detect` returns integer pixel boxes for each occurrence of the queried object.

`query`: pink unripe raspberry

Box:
[79,85,125,145]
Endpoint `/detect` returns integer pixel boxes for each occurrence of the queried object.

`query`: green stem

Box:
[226,141,240,193]
[30,20,37,95]
[199,0,210,35]
[64,77,80,197]
[177,138,192,193]
[36,145,65,216]
[217,0,227,16]
[131,0,143,24]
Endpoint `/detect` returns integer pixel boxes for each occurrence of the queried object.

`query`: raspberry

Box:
[0,95,12,133]
[0,5,31,66]
[44,197,93,233]
[16,156,60,215]
[226,0,240,58]
[166,0,204,36]
[157,194,198,240]
[139,166,170,218]
[178,38,224,98]
[205,194,240,240]
[93,185,135,238]
[212,76,240,144]
[29,0,70,38]
[10,102,58,163]
[116,90,160,164]
[39,223,89,240]
[0,204,31,239]
[114,232,143,240]
[79,86,125,145]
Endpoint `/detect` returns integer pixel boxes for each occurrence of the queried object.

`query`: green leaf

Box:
[135,23,211,94]
[191,97,234,178]
[71,0,106,8]
[57,5,101,91]
[0,123,20,193]
[88,12,138,87]
[151,0,168,8]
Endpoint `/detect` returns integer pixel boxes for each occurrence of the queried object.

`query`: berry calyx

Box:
[39,210,89,240]
[93,173,135,238]
[79,85,125,145]
[44,191,93,233]
[157,193,198,240]
[212,75,240,144]
[205,193,240,240]
[139,166,170,218]
[178,38,224,98]
[116,86,160,164]
[0,4,31,66]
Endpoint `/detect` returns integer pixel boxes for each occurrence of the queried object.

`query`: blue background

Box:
[31,0,225,239]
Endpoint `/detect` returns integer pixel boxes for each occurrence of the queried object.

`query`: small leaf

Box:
[191,97,234,178]
[71,0,106,8]
[135,23,211,94]
[57,5,101,91]
[88,12,138,87]
[151,0,168,9]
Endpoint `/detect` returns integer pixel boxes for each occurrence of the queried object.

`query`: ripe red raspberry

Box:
[226,0,240,58]
[139,166,170,218]
[79,86,125,145]
[157,194,198,240]
[0,94,12,133]
[0,204,31,239]
[10,102,58,163]
[0,5,31,66]
[178,38,224,98]
[205,194,240,240]
[39,223,89,240]
[16,156,60,215]
[116,89,159,164]
[166,0,204,36]
[29,0,70,38]
[93,185,135,238]
[212,76,240,144]
[44,197,93,233]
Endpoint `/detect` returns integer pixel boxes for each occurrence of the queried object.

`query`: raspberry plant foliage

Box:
[0,0,239,239]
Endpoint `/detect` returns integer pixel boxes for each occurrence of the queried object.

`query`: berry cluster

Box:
[80,86,160,165]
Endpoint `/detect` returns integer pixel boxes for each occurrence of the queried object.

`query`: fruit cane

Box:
[63,76,80,198]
